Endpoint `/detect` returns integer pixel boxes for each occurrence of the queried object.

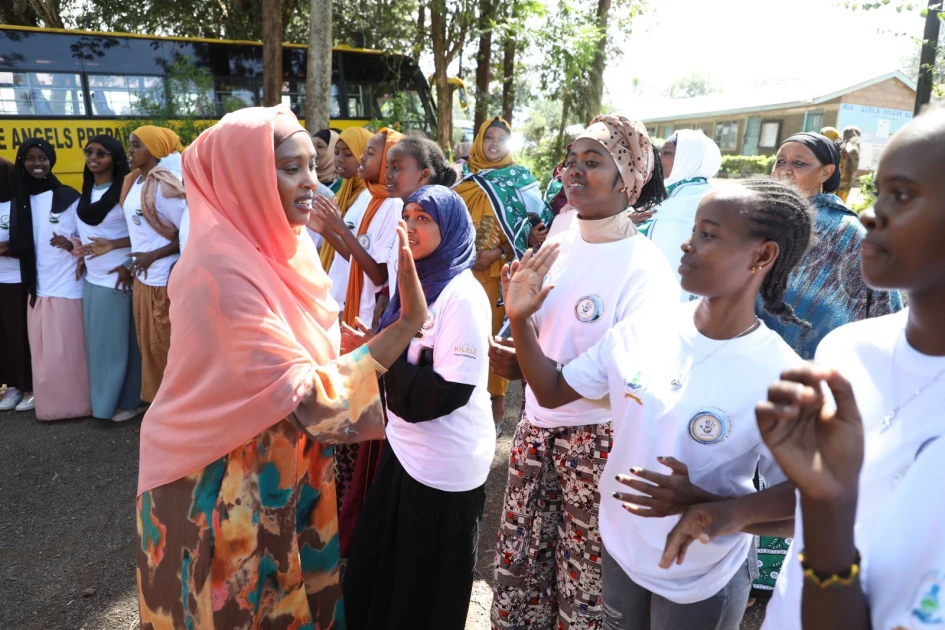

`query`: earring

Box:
[751,266,758,274]
[619,186,627,193]
[819,182,824,195]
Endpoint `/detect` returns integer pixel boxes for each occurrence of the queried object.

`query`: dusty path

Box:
[0,382,764,629]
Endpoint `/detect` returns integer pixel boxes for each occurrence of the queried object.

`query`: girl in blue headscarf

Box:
[343,185,494,630]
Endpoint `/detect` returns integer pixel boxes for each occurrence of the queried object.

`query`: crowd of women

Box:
[0,100,942,630]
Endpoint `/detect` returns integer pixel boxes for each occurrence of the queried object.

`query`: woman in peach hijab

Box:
[134,106,426,629]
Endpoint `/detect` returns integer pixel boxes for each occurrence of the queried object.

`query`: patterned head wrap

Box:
[575,114,654,206]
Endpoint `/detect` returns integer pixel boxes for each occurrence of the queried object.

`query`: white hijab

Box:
[664,130,722,188]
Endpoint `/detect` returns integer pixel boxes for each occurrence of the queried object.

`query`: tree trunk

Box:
[262,0,284,107]
[305,0,332,131]
[430,0,454,152]
[584,0,611,123]
[555,93,571,159]
[413,5,426,59]
[473,0,493,130]
[500,1,518,123]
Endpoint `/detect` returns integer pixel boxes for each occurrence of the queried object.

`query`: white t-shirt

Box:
[179,209,190,253]
[327,188,370,309]
[31,191,83,299]
[386,269,495,492]
[645,181,714,303]
[564,302,798,604]
[525,228,680,429]
[123,177,187,287]
[867,434,945,629]
[0,201,21,284]
[343,194,401,326]
[77,187,131,289]
[762,309,945,630]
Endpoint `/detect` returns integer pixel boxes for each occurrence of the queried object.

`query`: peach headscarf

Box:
[137,106,340,495]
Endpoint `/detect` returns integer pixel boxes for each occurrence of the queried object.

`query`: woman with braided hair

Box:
[504,177,815,629]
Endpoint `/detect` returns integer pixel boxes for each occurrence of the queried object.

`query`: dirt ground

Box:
[0,382,764,629]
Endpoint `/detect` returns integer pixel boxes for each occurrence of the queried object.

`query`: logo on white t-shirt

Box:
[689,407,732,445]
[132,215,142,225]
[48,211,60,224]
[624,371,645,406]
[0,215,8,230]
[909,570,944,624]
[358,233,372,249]
[574,295,603,323]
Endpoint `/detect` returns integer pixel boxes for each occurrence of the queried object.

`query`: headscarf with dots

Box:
[575,114,654,206]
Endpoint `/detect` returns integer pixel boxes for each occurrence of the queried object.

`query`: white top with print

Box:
[564,301,798,604]
[385,269,495,492]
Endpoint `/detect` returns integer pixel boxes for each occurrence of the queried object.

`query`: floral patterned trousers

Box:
[491,414,612,630]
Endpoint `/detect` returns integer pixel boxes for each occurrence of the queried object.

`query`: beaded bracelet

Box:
[798,549,861,589]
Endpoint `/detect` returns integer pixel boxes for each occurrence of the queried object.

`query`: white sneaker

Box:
[15,392,35,412]
[110,404,149,423]
[0,387,23,411]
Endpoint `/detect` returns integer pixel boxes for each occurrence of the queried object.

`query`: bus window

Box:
[215,77,257,111]
[280,79,343,119]
[0,28,82,70]
[0,71,85,116]
[88,74,164,116]
[168,78,217,117]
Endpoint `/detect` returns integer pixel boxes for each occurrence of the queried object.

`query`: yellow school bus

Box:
[0,25,437,188]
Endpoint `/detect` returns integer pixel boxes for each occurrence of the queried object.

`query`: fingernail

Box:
[611,492,620,499]
[630,467,642,474]
[614,475,621,481]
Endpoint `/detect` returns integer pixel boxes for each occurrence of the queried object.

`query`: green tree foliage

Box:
[665,72,722,99]
[67,0,310,42]
[331,0,420,51]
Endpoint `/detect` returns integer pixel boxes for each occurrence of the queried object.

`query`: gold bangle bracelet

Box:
[373,359,388,376]
[798,549,861,590]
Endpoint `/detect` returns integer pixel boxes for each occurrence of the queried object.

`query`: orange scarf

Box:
[342,127,403,327]
[320,126,373,270]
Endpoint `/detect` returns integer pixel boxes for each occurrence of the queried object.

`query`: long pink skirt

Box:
[26,297,91,421]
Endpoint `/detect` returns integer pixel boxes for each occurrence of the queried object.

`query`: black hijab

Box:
[8,138,80,304]
[77,135,130,226]
[781,132,842,194]
[0,156,13,203]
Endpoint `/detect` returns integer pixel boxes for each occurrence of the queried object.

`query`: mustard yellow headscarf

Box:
[465,117,514,173]
[319,126,373,271]
[454,117,515,253]
[133,125,184,158]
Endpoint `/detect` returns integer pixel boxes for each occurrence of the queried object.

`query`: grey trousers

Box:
[601,545,752,630]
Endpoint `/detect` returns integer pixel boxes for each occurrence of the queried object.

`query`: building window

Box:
[714,120,739,151]
[759,120,782,149]
[803,110,825,133]
[660,124,675,139]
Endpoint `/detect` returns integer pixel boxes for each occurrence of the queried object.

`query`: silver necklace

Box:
[670,317,760,391]
[880,333,945,432]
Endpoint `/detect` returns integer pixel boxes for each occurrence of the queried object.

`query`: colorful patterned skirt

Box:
[136,418,344,629]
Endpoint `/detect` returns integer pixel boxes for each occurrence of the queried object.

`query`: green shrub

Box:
[851,171,876,213]
[718,155,776,177]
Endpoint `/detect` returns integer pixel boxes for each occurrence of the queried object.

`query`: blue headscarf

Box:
[376,185,476,332]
